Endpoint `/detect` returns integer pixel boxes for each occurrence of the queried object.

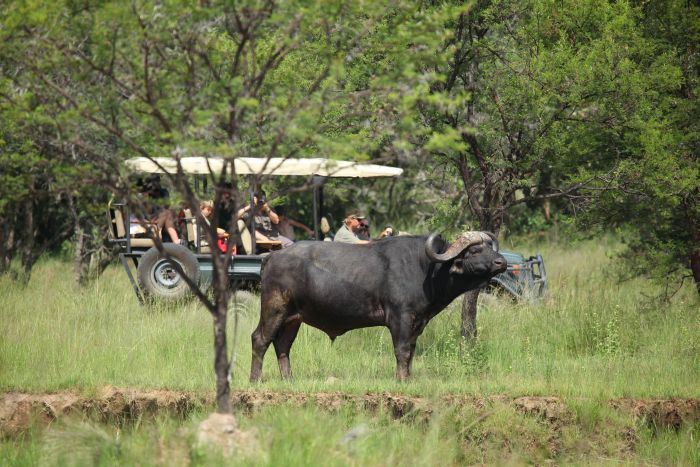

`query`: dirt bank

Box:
[2,387,699,437]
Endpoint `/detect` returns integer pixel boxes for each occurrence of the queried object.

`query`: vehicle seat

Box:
[237,219,253,255]
[321,216,333,242]
[108,203,158,249]
[182,209,210,254]
[236,220,282,253]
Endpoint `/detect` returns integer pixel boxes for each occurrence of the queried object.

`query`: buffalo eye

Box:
[468,246,480,255]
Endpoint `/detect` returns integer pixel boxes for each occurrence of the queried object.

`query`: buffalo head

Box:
[425,231,506,276]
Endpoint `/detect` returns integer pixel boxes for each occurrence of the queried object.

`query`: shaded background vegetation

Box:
[0,0,697,296]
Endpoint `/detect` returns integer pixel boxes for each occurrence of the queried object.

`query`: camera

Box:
[255,192,267,208]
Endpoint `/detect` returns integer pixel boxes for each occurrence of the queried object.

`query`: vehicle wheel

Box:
[137,244,200,300]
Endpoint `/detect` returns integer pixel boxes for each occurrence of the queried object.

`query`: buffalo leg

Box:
[390,316,426,380]
[389,321,414,381]
[395,338,420,380]
[408,342,417,374]
[251,289,292,383]
[273,317,302,380]
[250,323,273,383]
[393,341,412,381]
[250,315,288,383]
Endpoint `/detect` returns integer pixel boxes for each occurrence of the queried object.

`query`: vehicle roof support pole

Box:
[119,253,144,304]
[312,176,325,240]
[248,187,256,254]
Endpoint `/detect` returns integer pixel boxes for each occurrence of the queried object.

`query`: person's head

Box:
[344,210,366,233]
[200,200,214,219]
[254,190,267,208]
[145,174,164,197]
[219,182,233,203]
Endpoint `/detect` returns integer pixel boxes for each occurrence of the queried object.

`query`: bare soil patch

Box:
[2,386,699,438]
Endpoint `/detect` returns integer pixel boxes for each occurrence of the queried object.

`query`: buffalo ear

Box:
[449,259,465,274]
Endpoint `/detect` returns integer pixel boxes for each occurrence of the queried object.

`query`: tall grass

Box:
[3,403,699,466]
[1,238,698,398]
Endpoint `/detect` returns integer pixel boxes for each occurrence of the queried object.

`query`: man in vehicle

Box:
[334,211,370,244]
[276,205,314,241]
[237,190,293,248]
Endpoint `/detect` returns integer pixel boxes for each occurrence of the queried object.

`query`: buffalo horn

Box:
[483,231,499,251]
[425,231,485,263]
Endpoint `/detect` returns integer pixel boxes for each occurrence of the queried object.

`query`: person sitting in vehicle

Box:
[276,205,314,241]
[378,224,396,239]
[357,218,371,241]
[334,211,370,244]
[216,182,237,233]
[237,190,293,248]
[201,200,233,254]
[132,175,183,244]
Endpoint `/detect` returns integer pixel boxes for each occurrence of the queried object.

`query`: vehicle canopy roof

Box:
[125,157,403,178]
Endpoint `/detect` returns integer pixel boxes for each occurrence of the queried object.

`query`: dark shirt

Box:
[242,210,280,239]
[217,201,235,231]
[254,213,279,239]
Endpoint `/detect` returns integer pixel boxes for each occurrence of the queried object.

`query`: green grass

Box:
[2,403,699,466]
[2,239,699,465]
[1,238,698,397]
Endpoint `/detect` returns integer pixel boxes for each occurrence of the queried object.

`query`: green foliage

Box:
[2,0,696,293]
[565,0,700,294]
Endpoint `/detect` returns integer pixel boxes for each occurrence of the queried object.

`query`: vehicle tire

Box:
[137,244,200,300]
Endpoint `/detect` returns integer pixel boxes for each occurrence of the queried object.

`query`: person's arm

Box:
[237,204,251,219]
[378,226,394,239]
[288,218,313,234]
[255,230,271,242]
[265,204,280,224]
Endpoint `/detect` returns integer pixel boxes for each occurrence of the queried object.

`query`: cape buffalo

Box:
[250,231,507,381]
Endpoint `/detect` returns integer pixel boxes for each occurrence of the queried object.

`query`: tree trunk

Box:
[459,219,502,339]
[213,308,232,414]
[68,195,86,285]
[691,248,700,296]
[0,217,8,274]
[20,199,36,280]
[4,222,14,272]
[214,282,233,414]
[73,223,85,285]
[683,196,700,296]
[461,289,481,339]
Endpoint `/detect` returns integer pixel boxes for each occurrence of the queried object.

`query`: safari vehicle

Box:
[107,156,404,302]
[490,250,546,299]
[107,156,546,302]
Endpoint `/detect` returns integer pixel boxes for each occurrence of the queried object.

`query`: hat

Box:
[345,210,366,220]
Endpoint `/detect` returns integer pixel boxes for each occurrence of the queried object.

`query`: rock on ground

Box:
[195,412,261,459]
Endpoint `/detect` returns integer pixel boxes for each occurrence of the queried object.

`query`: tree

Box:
[1,0,399,413]
[403,0,684,335]
[576,0,700,296]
